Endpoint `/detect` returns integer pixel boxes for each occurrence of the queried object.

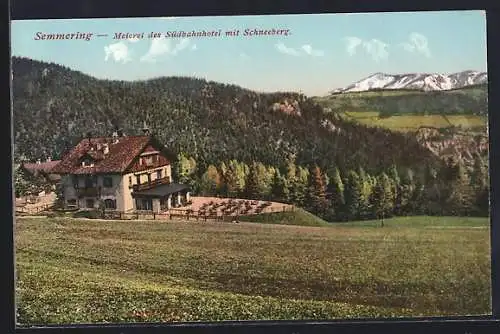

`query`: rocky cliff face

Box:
[415,127,488,166]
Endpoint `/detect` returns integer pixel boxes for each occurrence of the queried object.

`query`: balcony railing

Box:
[132,176,171,192]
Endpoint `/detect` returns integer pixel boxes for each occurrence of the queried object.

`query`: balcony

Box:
[132,176,171,192]
[76,187,99,197]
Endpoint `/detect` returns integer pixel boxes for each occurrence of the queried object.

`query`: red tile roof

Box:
[51,135,154,175]
[22,160,61,174]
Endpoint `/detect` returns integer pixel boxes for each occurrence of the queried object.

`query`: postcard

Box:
[11,11,491,325]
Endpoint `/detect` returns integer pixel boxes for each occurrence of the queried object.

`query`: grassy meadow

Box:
[15,215,491,325]
[339,111,486,132]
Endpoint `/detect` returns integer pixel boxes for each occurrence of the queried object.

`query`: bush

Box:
[72,210,101,219]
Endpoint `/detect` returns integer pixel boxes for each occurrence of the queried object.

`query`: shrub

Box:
[73,210,101,219]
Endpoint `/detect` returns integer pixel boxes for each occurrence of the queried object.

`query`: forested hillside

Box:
[12,56,440,173]
[12,57,489,221]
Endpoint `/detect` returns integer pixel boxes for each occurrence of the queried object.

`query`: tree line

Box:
[174,152,489,221]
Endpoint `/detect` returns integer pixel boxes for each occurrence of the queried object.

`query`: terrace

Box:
[132,176,171,192]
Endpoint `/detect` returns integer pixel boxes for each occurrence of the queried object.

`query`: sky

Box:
[11,10,487,96]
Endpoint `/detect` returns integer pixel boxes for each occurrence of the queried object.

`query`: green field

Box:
[15,216,491,325]
[340,111,486,132]
[239,208,329,226]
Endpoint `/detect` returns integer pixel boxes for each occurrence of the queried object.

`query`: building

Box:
[50,133,190,213]
[20,158,62,187]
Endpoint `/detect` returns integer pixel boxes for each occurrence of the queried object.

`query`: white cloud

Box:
[172,38,191,54]
[276,42,324,57]
[140,37,171,62]
[362,39,389,62]
[140,37,192,62]
[401,32,431,58]
[344,36,363,56]
[344,36,389,61]
[275,42,300,56]
[104,42,131,63]
[301,44,325,57]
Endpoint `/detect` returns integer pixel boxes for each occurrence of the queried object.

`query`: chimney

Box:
[103,143,109,155]
[142,121,151,136]
[46,157,52,162]
[86,131,92,144]
[112,131,119,144]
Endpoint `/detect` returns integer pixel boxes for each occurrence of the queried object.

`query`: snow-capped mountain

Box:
[332,70,487,94]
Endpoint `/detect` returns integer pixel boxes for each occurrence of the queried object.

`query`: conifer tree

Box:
[14,164,30,198]
[270,169,286,202]
[244,162,260,199]
[294,166,309,207]
[284,160,298,203]
[357,166,372,219]
[222,160,246,197]
[388,164,401,215]
[344,170,363,221]
[370,172,395,224]
[218,162,229,196]
[471,154,489,215]
[328,167,345,219]
[174,152,195,184]
[446,160,474,216]
[308,165,328,214]
[256,162,273,198]
[200,165,220,196]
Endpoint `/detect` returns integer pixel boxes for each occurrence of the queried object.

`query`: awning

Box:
[132,183,190,198]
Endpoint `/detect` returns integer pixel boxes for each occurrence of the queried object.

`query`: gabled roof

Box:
[51,135,158,175]
[22,160,61,174]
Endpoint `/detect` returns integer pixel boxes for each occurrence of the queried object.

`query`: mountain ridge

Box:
[332,70,488,94]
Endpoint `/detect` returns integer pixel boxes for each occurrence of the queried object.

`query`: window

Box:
[136,199,152,211]
[103,177,113,188]
[147,173,152,183]
[136,175,141,185]
[72,175,79,188]
[156,170,162,179]
[82,158,94,167]
[160,198,167,211]
[84,176,93,188]
[86,199,95,208]
[144,156,153,166]
[129,176,132,186]
[67,199,77,208]
[104,199,116,209]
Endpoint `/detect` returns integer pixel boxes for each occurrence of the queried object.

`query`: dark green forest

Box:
[12,57,489,221]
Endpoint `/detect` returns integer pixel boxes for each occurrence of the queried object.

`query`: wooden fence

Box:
[100,205,294,222]
[15,203,53,215]
[15,203,294,222]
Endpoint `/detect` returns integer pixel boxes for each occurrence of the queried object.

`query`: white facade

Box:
[61,164,173,212]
